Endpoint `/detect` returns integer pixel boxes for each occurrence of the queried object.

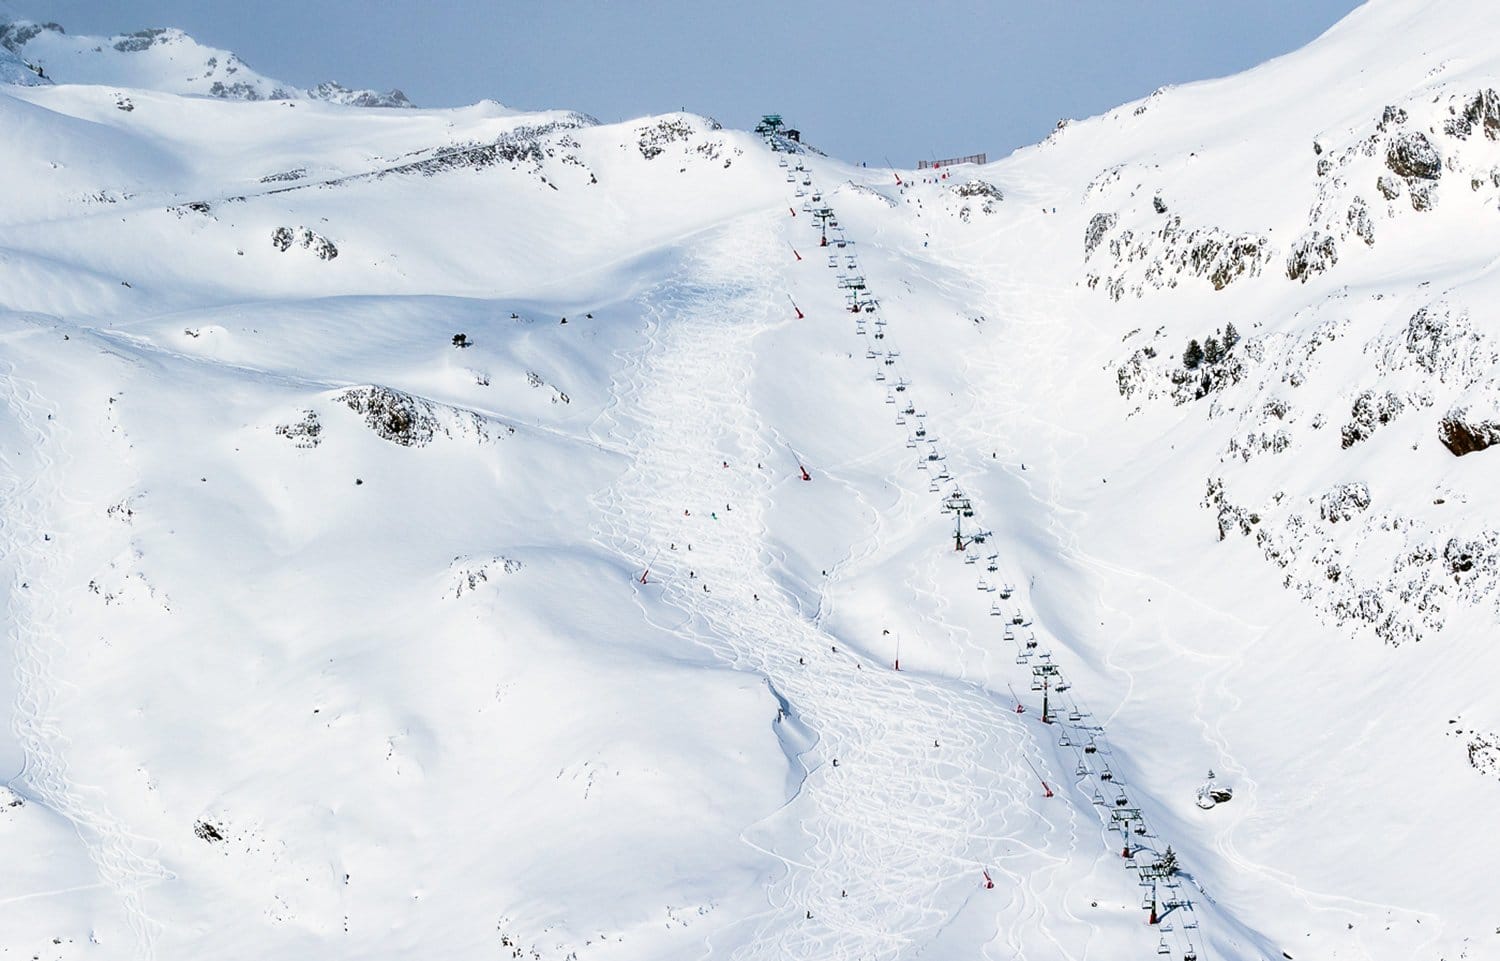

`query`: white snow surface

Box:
[3,1,1500,959]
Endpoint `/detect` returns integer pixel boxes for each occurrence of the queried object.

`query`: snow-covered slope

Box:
[2,2,1498,960]
[0,19,411,106]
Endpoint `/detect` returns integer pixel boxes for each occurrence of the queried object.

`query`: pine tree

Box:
[1182,339,1204,370]
[1223,322,1240,351]
[1203,336,1224,365]
[1159,845,1179,875]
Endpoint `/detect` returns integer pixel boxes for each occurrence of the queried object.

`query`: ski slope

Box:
[3,2,1500,959]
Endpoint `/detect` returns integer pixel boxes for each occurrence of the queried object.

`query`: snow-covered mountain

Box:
[0,19,411,106]
[2,2,1498,960]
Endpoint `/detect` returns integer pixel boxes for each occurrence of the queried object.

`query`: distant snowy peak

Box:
[0,19,412,107]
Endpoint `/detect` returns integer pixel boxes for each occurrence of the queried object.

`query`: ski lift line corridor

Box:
[589,218,1084,961]
[784,146,1209,961]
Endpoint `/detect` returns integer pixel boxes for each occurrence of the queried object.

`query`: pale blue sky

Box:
[8,0,1364,163]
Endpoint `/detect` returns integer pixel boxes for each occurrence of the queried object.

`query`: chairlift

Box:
[1015,652,1029,665]
[1076,761,1089,777]
[1157,938,1170,956]
[1003,627,1015,641]
[778,157,789,168]
[1068,709,1083,722]
[928,479,940,492]
[998,585,1013,599]
[1084,737,1098,755]
[914,427,927,438]
[827,255,839,268]
[902,404,916,415]
[1116,795,1129,807]
[875,370,887,382]
[1025,638,1038,649]
[802,176,812,186]
[811,192,822,202]
[1058,732,1072,747]
[895,414,907,425]
[976,578,990,592]
[963,553,977,565]
[990,602,1003,617]
[1029,678,1044,691]
[1100,765,1113,782]
[1011,613,1024,625]
[866,348,878,359]
[1057,681,1071,692]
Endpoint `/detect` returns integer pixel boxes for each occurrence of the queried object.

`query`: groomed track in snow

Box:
[1,336,171,961]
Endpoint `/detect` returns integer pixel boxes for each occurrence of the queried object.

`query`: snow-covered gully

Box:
[590,220,1092,960]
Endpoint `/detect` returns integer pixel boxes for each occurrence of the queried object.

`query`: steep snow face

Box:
[0,19,411,106]
[0,35,43,85]
[3,3,1500,961]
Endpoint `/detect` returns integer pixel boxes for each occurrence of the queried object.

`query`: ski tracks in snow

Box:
[0,351,170,959]
[590,216,1062,961]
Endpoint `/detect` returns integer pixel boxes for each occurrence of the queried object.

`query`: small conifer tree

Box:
[1183,339,1204,370]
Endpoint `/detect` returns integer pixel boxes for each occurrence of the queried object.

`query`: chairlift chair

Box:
[914,427,927,438]
[1084,737,1098,754]
[1076,761,1089,777]
[990,602,1003,617]
[1058,732,1072,747]
[875,370,887,382]
[1015,652,1029,665]
[999,586,1013,599]
[1068,710,1083,722]
[1100,766,1113,781]
[1003,627,1014,641]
